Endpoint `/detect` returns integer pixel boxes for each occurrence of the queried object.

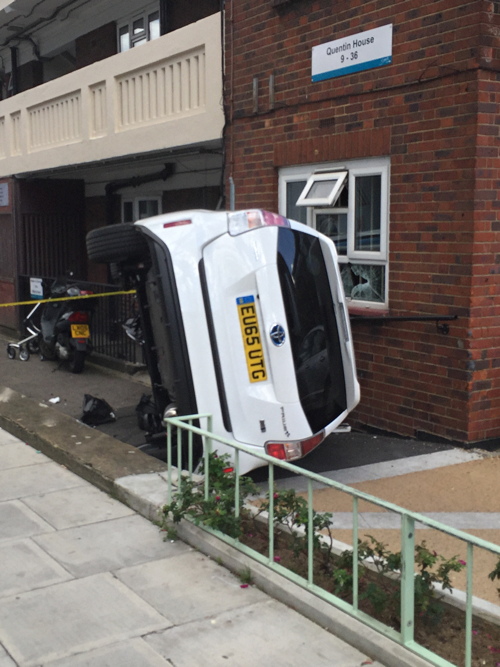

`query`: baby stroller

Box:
[6,299,42,361]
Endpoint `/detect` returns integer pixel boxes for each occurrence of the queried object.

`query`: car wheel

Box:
[86,224,149,264]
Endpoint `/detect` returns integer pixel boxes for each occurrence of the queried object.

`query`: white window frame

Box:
[278,157,390,309]
[122,196,161,223]
[117,5,160,53]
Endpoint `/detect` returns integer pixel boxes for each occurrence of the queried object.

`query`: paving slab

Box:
[0,459,85,502]
[22,484,134,530]
[0,539,72,598]
[0,573,170,667]
[116,551,268,624]
[0,441,48,469]
[145,598,384,667]
[0,499,55,541]
[44,638,171,667]
[33,514,190,578]
[0,646,15,667]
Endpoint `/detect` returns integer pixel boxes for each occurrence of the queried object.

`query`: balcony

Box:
[0,13,223,178]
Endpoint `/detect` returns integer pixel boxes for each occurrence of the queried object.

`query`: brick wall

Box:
[225,0,500,445]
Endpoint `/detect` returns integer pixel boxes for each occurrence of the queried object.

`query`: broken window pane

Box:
[341,263,385,303]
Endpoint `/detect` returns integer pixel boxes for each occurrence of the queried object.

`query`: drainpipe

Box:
[229,177,235,211]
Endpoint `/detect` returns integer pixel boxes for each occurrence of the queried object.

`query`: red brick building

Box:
[223,1,500,446]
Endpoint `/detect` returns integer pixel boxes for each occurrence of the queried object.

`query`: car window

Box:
[277,228,347,432]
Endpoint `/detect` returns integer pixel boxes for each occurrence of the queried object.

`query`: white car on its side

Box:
[86,209,360,474]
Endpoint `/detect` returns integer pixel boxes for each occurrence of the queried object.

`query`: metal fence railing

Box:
[164,414,500,667]
[17,275,143,365]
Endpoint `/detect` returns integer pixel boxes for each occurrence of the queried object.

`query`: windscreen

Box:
[277,228,347,432]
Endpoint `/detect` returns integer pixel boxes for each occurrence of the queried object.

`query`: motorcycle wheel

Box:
[39,339,56,361]
[69,350,86,374]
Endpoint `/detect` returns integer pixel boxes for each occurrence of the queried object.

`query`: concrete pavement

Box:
[0,425,392,667]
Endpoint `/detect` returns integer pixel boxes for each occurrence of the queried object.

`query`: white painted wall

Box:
[0,13,224,178]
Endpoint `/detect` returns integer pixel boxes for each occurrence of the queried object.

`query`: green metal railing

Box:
[165,414,500,667]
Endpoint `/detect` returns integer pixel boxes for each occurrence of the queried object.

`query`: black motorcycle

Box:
[37,278,95,373]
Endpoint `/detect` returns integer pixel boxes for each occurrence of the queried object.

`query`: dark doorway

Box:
[16,179,86,279]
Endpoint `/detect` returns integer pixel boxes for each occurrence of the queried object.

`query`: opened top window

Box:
[296,171,348,206]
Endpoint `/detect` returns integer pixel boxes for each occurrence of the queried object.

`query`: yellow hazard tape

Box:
[0,289,137,308]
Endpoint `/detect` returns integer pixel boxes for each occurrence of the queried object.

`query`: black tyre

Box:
[6,345,15,360]
[69,350,86,374]
[86,224,149,265]
[19,347,30,361]
[39,339,56,361]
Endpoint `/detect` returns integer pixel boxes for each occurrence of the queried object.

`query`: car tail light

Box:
[228,209,291,236]
[68,311,89,323]
[265,432,325,462]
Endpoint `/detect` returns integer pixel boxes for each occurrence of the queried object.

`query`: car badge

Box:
[270,324,286,347]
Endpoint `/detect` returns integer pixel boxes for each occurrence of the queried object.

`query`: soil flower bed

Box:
[161,454,500,667]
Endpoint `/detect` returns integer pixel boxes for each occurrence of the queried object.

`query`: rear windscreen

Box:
[277,228,347,432]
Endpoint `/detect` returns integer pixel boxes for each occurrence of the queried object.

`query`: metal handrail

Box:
[165,414,500,667]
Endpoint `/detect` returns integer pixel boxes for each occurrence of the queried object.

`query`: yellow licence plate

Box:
[70,324,90,338]
[236,295,267,383]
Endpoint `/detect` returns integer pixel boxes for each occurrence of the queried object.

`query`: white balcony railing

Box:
[0,13,223,178]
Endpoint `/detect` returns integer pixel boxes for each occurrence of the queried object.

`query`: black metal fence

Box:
[17,276,143,366]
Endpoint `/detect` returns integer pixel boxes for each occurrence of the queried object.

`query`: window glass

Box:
[138,199,159,219]
[149,11,160,40]
[133,18,145,35]
[119,26,130,52]
[122,198,160,222]
[315,212,348,255]
[123,201,134,223]
[355,175,381,252]
[286,181,307,223]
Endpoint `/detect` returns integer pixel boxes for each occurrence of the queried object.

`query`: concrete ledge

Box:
[0,386,167,495]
